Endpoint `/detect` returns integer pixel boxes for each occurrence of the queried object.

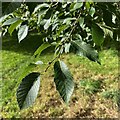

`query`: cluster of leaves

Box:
[1,2,120,110]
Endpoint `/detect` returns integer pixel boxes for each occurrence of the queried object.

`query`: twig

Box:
[69,12,81,38]
[44,53,60,72]
[63,12,81,43]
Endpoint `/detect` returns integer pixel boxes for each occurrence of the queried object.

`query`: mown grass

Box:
[1,35,119,118]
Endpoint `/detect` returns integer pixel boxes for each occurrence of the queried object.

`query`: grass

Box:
[1,34,119,118]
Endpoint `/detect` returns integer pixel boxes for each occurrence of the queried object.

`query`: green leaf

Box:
[85,2,90,10]
[2,18,19,26]
[52,23,58,31]
[64,43,71,53]
[62,3,68,8]
[33,3,50,13]
[63,18,76,24]
[99,24,113,38]
[44,19,51,30]
[17,72,40,110]
[0,14,11,24]
[72,40,100,64]
[18,25,29,43]
[34,42,51,57]
[70,3,83,12]
[56,25,69,37]
[70,3,75,10]
[8,19,23,36]
[79,17,84,28]
[92,24,104,46]
[54,61,74,104]
[37,9,48,24]
[89,7,95,17]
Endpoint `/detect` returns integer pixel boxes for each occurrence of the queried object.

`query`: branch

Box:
[44,53,60,72]
[63,12,81,43]
[44,11,81,73]
[69,12,81,38]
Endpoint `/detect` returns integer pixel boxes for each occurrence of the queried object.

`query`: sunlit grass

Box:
[2,35,118,118]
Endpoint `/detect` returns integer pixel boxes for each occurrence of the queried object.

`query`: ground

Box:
[1,34,119,118]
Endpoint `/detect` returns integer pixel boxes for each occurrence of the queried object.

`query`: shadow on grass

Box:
[2,33,119,56]
[2,33,54,55]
